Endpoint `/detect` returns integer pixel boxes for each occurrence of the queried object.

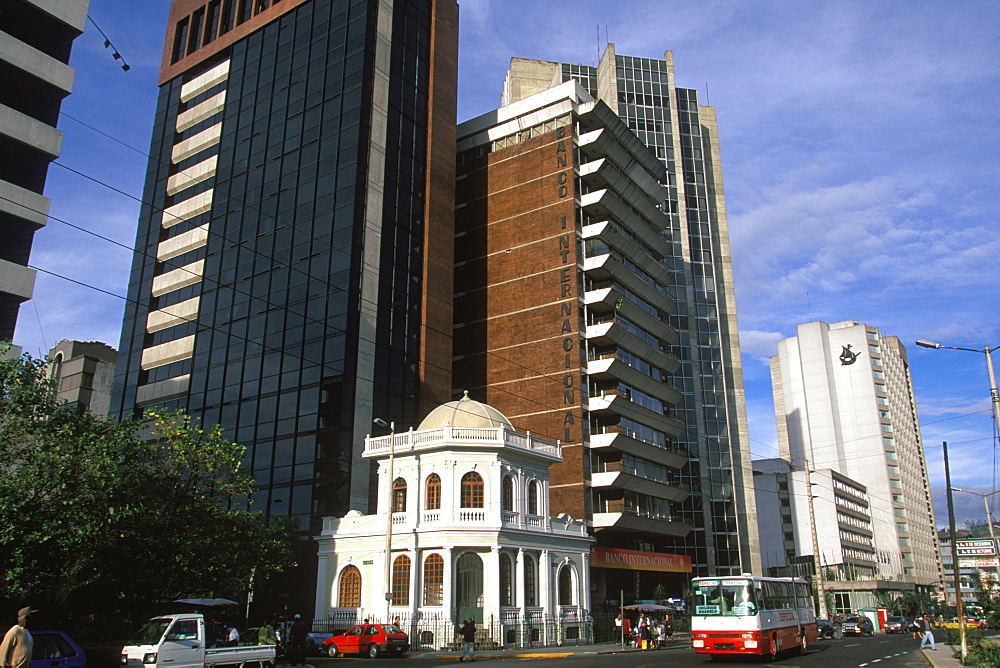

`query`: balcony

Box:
[586,392,685,438]
[364,424,562,462]
[590,461,689,502]
[589,431,687,469]
[586,356,683,406]
[592,502,691,537]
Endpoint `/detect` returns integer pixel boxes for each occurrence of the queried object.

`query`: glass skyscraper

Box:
[112,0,458,548]
[503,47,760,576]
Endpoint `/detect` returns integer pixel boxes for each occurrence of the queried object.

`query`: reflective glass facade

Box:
[557,49,760,576]
[113,0,456,549]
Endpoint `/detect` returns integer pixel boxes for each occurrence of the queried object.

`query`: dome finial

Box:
[462,389,470,399]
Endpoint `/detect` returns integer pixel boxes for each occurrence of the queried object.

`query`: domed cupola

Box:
[417,390,514,431]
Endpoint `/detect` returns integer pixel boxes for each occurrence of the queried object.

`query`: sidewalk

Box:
[409,636,690,661]
[921,630,1000,668]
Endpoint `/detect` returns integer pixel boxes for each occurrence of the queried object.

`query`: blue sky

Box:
[13,0,999,525]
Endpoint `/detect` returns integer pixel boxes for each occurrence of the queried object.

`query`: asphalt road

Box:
[302,631,935,667]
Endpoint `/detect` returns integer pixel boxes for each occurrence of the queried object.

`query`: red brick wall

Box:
[455,125,589,520]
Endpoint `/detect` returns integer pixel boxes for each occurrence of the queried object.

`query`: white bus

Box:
[690,575,817,659]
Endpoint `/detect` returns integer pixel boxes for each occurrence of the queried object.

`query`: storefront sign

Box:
[590,546,692,573]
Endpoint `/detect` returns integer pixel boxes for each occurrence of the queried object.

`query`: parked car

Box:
[30,631,86,668]
[942,617,981,629]
[816,619,836,638]
[841,616,875,636]
[323,623,409,658]
[883,616,909,634]
[305,632,335,656]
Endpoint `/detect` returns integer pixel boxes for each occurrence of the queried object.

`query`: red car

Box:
[323,623,409,658]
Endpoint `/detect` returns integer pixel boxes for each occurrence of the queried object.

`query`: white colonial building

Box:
[314,393,594,649]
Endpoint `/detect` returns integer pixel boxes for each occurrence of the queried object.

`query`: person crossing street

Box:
[918,614,936,650]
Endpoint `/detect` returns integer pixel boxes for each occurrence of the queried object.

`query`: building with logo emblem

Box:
[770,320,942,593]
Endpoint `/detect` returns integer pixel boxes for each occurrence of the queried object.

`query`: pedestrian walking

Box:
[918,614,936,650]
[0,606,37,668]
[288,614,307,665]
[458,618,476,662]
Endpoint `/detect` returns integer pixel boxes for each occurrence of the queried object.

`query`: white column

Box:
[516,548,526,644]
[579,551,590,613]
[539,550,552,645]
[542,478,552,531]
[314,548,331,620]
[443,546,455,624]
[442,461,456,524]
[486,546,501,622]
[516,467,526,528]
[409,549,419,617]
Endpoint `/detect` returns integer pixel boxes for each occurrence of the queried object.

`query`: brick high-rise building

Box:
[455,80,696,603]
[111,0,458,579]
[0,0,90,342]
[495,47,760,578]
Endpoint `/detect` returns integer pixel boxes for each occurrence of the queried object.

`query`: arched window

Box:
[502,476,514,512]
[524,556,537,606]
[337,565,362,607]
[391,555,411,606]
[558,566,574,605]
[527,480,539,515]
[392,477,407,513]
[423,553,444,606]
[461,471,484,508]
[425,473,441,510]
[499,553,514,606]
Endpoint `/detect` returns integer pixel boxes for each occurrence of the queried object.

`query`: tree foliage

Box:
[0,344,297,626]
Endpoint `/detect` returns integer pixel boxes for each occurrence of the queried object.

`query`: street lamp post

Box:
[374,418,395,623]
[943,442,968,663]
[914,340,1000,443]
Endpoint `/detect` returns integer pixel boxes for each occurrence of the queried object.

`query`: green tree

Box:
[0,343,297,628]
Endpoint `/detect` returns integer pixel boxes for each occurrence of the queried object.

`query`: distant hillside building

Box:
[0,0,90,340]
[770,321,942,593]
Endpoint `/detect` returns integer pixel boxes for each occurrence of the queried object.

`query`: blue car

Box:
[31,631,86,668]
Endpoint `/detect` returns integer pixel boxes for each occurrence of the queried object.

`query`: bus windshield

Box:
[692,579,758,616]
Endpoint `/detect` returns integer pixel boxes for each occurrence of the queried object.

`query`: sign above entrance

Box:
[590,547,692,573]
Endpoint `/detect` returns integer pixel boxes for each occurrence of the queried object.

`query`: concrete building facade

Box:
[771,320,942,593]
[476,46,760,579]
[0,0,90,340]
[46,339,117,414]
[314,394,593,649]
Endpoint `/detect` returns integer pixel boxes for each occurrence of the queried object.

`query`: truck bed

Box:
[204,644,276,666]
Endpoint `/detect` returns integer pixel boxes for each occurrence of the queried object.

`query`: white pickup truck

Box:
[121,613,275,668]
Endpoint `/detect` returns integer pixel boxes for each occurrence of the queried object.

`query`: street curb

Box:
[920,648,939,668]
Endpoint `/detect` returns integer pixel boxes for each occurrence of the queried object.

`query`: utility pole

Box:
[944,441,967,662]
[805,460,830,620]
